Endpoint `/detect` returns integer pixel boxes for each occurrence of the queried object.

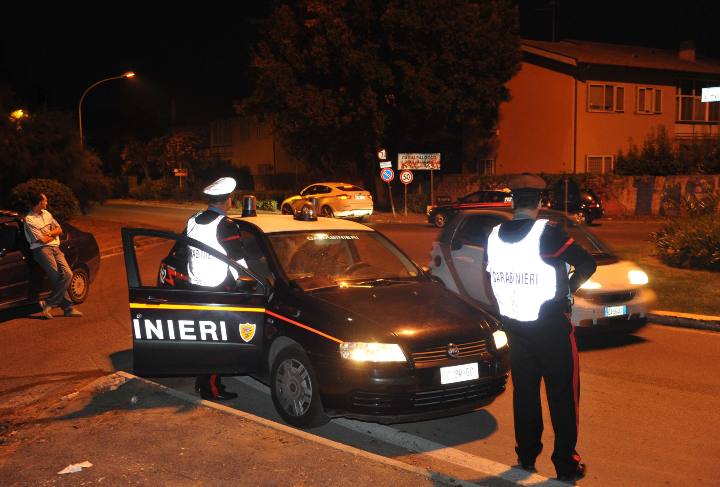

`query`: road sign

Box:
[380,168,394,182]
[702,86,720,102]
[399,170,413,185]
[379,161,392,169]
[377,148,387,160]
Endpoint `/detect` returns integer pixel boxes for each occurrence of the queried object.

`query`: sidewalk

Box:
[0,372,530,487]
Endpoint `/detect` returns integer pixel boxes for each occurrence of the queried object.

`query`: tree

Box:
[0,108,110,211]
[241,0,520,188]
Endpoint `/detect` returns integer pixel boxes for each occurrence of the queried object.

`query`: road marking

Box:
[230,376,562,486]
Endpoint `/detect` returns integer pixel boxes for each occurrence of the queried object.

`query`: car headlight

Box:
[493,330,508,350]
[628,269,649,285]
[579,278,602,290]
[339,342,406,362]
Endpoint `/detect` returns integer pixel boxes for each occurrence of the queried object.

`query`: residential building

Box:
[491,39,720,175]
[209,116,304,188]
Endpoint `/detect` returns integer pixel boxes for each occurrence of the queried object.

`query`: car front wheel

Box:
[270,346,328,428]
[433,212,447,228]
[68,268,90,303]
[281,204,293,215]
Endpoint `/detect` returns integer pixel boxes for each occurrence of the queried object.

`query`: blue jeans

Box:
[33,246,73,309]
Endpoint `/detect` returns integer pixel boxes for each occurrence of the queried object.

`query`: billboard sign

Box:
[398,153,441,170]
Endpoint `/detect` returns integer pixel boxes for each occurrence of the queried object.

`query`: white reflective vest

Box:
[486,219,557,322]
[186,212,246,287]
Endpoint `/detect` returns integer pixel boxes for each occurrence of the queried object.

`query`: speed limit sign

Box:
[399,170,413,185]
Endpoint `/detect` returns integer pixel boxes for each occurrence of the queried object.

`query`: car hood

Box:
[308,281,498,351]
[585,259,648,292]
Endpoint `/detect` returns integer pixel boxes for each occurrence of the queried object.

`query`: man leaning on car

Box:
[23,192,83,319]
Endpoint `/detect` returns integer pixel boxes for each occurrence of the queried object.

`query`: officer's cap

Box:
[508,173,547,193]
[203,177,236,196]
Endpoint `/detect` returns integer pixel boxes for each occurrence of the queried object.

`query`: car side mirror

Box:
[450,239,463,251]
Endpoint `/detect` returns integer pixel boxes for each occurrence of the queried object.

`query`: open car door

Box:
[121,228,267,376]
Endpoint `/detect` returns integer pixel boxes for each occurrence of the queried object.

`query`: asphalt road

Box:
[1,204,717,486]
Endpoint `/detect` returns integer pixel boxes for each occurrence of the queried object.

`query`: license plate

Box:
[604,305,627,317]
[440,363,479,385]
[355,194,365,200]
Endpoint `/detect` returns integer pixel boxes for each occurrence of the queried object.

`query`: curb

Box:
[112,372,481,487]
[648,311,720,332]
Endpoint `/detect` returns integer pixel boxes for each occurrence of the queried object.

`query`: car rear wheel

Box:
[68,268,90,304]
[320,206,335,218]
[433,212,447,228]
[573,211,586,225]
[281,204,293,215]
[271,346,328,428]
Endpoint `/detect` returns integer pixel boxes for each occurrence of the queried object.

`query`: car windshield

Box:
[268,230,420,291]
[540,211,613,258]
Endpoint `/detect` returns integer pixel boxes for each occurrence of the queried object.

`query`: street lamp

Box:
[77,71,135,147]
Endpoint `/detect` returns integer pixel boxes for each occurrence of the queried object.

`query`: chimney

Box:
[679,40,696,62]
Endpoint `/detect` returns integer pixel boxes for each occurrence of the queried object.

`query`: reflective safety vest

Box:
[486,219,556,322]
[186,212,239,287]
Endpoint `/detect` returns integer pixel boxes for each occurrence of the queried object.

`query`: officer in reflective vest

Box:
[485,173,596,482]
[186,176,247,401]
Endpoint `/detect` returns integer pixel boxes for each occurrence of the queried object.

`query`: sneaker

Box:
[63,308,83,317]
[39,301,53,320]
[557,463,586,483]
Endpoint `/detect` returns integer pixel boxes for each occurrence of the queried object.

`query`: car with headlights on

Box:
[426,189,512,228]
[0,210,99,311]
[429,208,655,333]
[280,182,373,221]
[121,202,509,428]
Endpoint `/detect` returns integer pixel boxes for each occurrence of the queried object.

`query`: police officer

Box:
[186,176,247,401]
[485,173,596,482]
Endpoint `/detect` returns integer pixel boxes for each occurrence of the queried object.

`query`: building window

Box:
[210,120,232,146]
[677,79,720,123]
[637,87,662,114]
[588,84,624,112]
[586,155,614,174]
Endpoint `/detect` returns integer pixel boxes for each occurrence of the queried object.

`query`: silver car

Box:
[429,208,656,332]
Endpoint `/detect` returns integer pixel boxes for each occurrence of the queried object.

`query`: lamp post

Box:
[78,71,135,147]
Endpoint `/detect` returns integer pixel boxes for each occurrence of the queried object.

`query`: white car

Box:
[280,182,373,221]
[429,208,656,332]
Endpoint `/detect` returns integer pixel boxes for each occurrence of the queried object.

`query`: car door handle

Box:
[146,297,168,304]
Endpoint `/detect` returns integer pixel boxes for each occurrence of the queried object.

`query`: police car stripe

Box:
[129,303,265,313]
[265,310,344,344]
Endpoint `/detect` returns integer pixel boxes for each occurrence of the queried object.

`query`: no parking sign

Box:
[380,168,394,182]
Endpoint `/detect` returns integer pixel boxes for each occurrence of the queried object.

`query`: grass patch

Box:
[612,243,720,316]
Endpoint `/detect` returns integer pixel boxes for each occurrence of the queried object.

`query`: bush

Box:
[129,179,173,200]
[650,214,720,271]
[9,179,80,220]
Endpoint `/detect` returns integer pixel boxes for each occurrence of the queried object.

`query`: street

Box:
[1,204,718,486]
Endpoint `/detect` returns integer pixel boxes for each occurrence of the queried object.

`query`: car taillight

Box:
[337,194,349,200]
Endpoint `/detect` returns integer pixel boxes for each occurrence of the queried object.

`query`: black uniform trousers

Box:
[503,311,581,476]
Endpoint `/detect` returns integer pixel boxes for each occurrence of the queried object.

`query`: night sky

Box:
[2,2,719,148]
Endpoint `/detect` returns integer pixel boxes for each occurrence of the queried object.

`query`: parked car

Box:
[122,205,510,427]
[429,208,655,333]
[543,180,604,225]
[0,210,100,311]
[426,189,512,228]
[280,182,373,221]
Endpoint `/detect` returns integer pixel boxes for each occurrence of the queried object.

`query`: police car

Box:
[121,201,509,427]
[429,208,656,333]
